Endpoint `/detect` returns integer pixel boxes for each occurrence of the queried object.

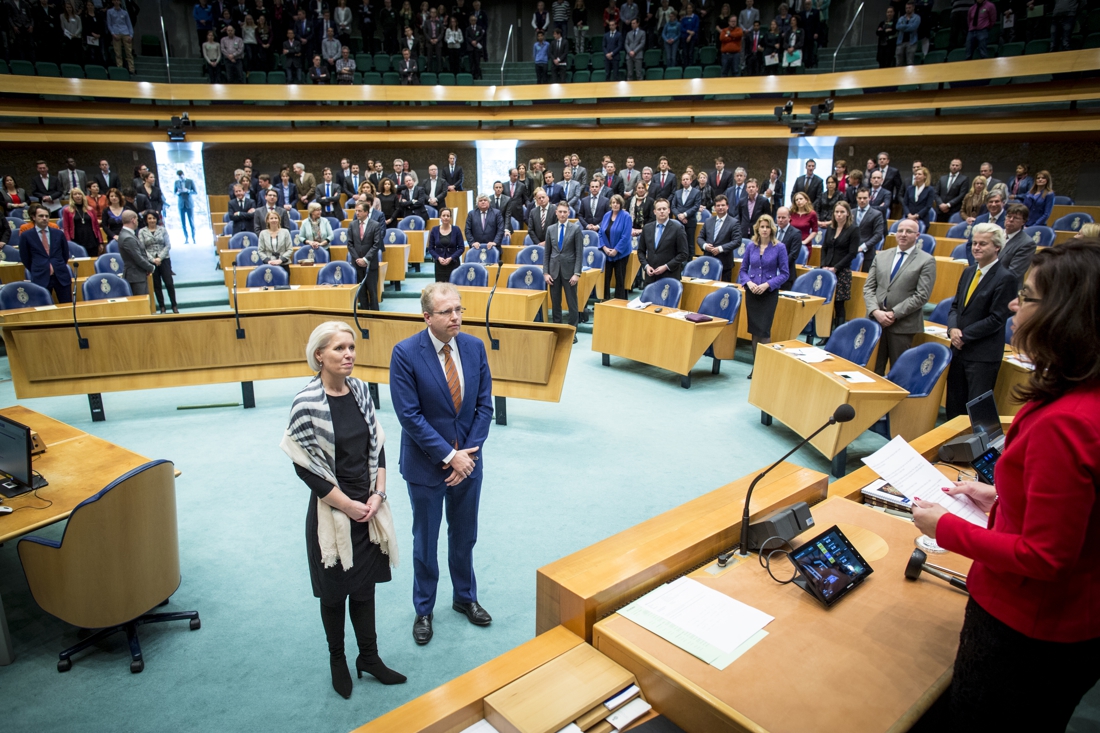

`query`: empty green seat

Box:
[644,67,663,80]
[456,72,473,85]
[697,46,718,65]
[437,72,455,85]
[373,53,391,72]
[355,53,372,71]
[382,71,399,85]
[663,66,683,79]
[107,67,130,81]
[998,42,1025,57]
[703,65,721,78]
[643,49,662,68]
[60,63,84,78]
[362,71,381,84]
[353,71,362,84]
[683,65,702,78]
[922,50,947,64]
[248,71,267,84]
[945,48,968,62]
[1086,32,1100,49]
[590,69,606,82]
[573,52,590,70]
[589,35,603,53]
[9,60,34,75]
[572,70,590,83]
[1024,39,1049,54]
[84,64,108,79]
[0,60,8,74]
[420,71,438,85]
[933,28,951,50]
[34,62,59,77]
[390,54,403,69]
[267,70,286,84]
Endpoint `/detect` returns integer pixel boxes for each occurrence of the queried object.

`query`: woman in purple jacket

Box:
[738,213,789,378]
[427,207,466,283]
[598,193,633,300]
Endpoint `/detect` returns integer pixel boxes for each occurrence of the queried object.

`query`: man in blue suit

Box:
[603,19,623,80]
[20,205,72,302]
[464,195,506,250]
[390,282,494,645]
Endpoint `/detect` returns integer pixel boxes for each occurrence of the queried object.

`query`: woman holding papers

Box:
[737,214,788,378]
[912,241,1100,733]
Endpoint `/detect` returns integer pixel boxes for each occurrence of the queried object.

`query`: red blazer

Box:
[937,381,1100,642]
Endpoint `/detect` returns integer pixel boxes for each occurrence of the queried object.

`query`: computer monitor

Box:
[0,415,39,498]
[966,390,1003,448]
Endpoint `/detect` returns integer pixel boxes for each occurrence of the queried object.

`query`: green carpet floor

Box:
[2,284,1098,733]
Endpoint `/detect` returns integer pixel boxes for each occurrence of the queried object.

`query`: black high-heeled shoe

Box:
[330,656,353,698]
[356,655,406,685]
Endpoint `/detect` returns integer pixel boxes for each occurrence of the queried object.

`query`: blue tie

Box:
[655,223,664,250]
[558,225,564,251]
[890,250,906,281]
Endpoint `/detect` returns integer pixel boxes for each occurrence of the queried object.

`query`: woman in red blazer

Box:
[913,240,1100,732]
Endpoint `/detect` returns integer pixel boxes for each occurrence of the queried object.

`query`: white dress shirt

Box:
[426,326,465,464]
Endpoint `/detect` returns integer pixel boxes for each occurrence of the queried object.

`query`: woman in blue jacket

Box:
[427,207,466,283]
[662,14,681,67]
[598,194,633,300]
[1023,170,1055,227]
[679,5,700,66]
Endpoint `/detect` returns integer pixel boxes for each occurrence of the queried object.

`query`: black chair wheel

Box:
[130,659,144,674]
[57,658,72,673]
[190,617,201,631]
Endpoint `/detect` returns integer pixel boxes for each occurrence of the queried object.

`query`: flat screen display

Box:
[966,390,1003,445]
[788,525,873,607]
[0,415,31,488]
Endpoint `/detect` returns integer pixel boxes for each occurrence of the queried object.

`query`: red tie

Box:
[41,230,53,275]
[359,221,366,238]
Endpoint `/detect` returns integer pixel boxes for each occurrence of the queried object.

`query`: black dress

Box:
[377,193,398,227]
[820,224,860,303]
[294,392,390,605]
[69,207,100,254]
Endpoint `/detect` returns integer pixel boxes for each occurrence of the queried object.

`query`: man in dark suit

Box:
[347,199,385,310]
[775,206,803,290]
[118,210,155,296]
[863,218,938,374]
[228,184,256,233]
[253,188,291,234]
[696,194,741,282]
[340,163,364,197]
[792,159,824,206]
[945,222,1017,418]
[853,188,885,273]
[867,169,893,218]
[544,201,584,335]
[489,182,511,223]
[503,169,528,226]
[965,191,1006,263]
[313,168,342,215]
[603,19,623,80]
[710,157,733,196]
[670,173,702,235]
[651,158,676,200]
[29,160,63,215]
[389,282,494,646]
[396,175,428,219]
[577,179,609,232]
[723,167,748,210]
[422,165,447,211]
[875,151,904,211]
[549,27,570,82]
[638,199,691,284]
[93,159,121,196]
[736,179,771,230]
[999,204,1038,281]
[464,195,506,250]
[19,205,72,303]
[526,188,553,246]
[441,152,464,191]
[333,158,353,192]
[934,158,969,222]
[540,170,564,206]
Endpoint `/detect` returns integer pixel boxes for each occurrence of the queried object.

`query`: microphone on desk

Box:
[352,271,370,340]
[718,404,856,565]
[71,259,88,349]
[485,256,504,351]
[232,263,245,340]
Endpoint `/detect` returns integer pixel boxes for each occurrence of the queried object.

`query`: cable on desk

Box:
[935,461,977,481]
[758,535,798,585]
[9,471,53,513]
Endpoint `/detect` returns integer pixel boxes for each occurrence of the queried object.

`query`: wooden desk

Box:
[679,280,820,360]
[594,252,641,300]
[0,406,154,665]
[592,299,729,388]
[537,462,829,642]
[882,233,968,259]
[748,339,909,476]
[233,284,360,312]
[405,230,427,267]
[222,262,388,301]
[548,267,603,318]
[1049,204,1100,228]
[914,322,1027,416]
[0,261,26,284]
[0,295,152,325]
[457,285,547,322]
[446,191,469,232]
[1,308,573,423]
[592,497,972,733]
[930,257,968,305]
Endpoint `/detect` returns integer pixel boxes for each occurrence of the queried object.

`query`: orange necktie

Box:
[441,344,462,413]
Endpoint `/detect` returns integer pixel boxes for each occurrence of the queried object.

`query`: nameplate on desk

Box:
[33,305,58,311]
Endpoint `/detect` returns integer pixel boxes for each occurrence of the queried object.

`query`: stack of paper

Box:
[924,325,948,336]
[460,719,501,733]
[619,577,772,670]
[785,346,833,363]
[627,299,650,310]
[861,436,987,526]
[778,290,810,299]
[1006,355,1035,371]
[835,370,875,384]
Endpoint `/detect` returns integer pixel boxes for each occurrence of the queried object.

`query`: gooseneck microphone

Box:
[352,272,370,339]
[720,404,856,564]
[232,263,245,339]
[71,259,88,349]
[485,255,504,351]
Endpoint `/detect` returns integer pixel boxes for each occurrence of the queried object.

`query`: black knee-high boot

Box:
[320,600,353,699]
[348,590,406,685]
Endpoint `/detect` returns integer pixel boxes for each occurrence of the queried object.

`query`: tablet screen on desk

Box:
[788,525,873,607]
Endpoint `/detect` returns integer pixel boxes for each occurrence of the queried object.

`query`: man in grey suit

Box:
[544,201,584,340]
[999,204,1038,281]
[570,154,588,189]
[58,158,87,204]
[853,188,885,273]
[624,17,646,80]
[620,156,641,193]
[118,210,155,296]
[253,188,292,234]
[670,173,702,234]
[560,167,581,210]
[348,199,386,310]
[863,218,937,374]
[934,158,969,222]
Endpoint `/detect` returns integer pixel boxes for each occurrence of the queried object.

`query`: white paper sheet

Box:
[554,724,582,733]
[607,698,652,730]
[1006,356,1035,371]
[461,720,502,733]
[861,436,987,526]
[604,684,640,710]
[619,577,773,669]
[924,326,948,336]
[785,346,833,363]
[778,290,810,299]
[835,370,875,383]
[627,299,650,310]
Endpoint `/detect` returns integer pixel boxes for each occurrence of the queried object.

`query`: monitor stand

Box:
[0,473,47,498]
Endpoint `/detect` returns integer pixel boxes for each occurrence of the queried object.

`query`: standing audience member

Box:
[625,18,646,80]
[106,0,135,74]
[895,1,919,66]
[739,214,789,377]
[427,207,465,283]
[638,198,690,284]
[203,29,224,81]
[1023,170,1055,227]
[398,47,420,84]
[534,30,550,83]
[902,166,935,227]
[876,6,897,67]
[139,210,178,314]
[283,28,304,82]
[603,19,623,80]
[819,200,859,330]
[62,188,101,257]
[444,16,463,73]
[549,27,570,81]
[863,218,936,374]
[21,205,72,302]
[935,159,969,222]
[545,200,585,337]
[598,193,633,301]
[662,10,680,66]
[966,0,997,60]
[349,199,385,310]
[719,15,742,76]
[789,191,818,255]
[100,187,132,246]
[29,160,63,216]
[465,14,485,78]
[853,188,885,272]
[118,209,154,295]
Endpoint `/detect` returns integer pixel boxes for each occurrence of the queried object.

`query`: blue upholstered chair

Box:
[823,318,882,368]
[950,243,967,260]
[947,222,971,240]
[425,205,438,219]
[246,264,290,287]
[82,273,132,300]
[0,244,19,263]
[105,240,120,253]
[236,246,262,267]
[871,343,953,440]
[1053,212,1093,231]
[398,215,425,230]
[94,253,125,275]
[17,460,199,673]
[699,286,742,374]
[683,255,723,281]
[66,242,88,258]
[580,230,600,249]
[581,246,605,271]
[0,281,52,309]
[323,216,342,232]
[516,244,545,266]
[1024,225,1055,247]
[331,228,349,246]
[294,245,330,264]
[464,247,501,265]
[384,228,407,245]
[918,233,937,255]
[228,231,258,250]
[1053,195,1074,206]
[889,219,926,234]
[929,297,953,326]
[507,265,546,291]
[450,262,490,287]
[316,261,355,285]
[1005,316,1014,345]
[286,208,301,221]
[795,244,809,265]
[791,269,837,339]
[948,212,964,223]
[640,277,683,308]
[851,251,864,272]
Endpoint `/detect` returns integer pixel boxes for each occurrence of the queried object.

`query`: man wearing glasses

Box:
[389,282,494,647]
[945,222,1017,418]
